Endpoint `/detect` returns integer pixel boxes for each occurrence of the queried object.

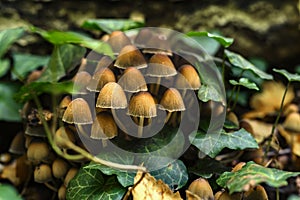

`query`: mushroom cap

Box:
[94,56,114,73]
[72,71,91,94]
[27,141,50,162]
[128,92,157,118]
[59,96,72,109]
[52,158,69,179]
[159,88,185,112]
[108,31,132,54]
[146,54,177,77]
[87,68,116,92]
[91,112,118,140]
[118,67,147,93]
[283,112,300,132]
[142,34,172,56]
[62,98,93,125]
[114,45,147,69]
[9,132,26,155]
[34,164,52,183]
[175,64,201,90]
[187,178,214,200]
[25,125,47,137]
[134,28,154,48]
[64,168,79,187]
[54,126,76,149]
[96,82,127,109]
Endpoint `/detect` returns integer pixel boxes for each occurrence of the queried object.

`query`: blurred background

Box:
[1,0,299,68]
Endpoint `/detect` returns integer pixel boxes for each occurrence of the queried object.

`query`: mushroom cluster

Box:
[64,30,202,145]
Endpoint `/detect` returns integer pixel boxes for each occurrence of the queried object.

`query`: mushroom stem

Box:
[112,109,127,133]
[57,135,147,172]
[138,116,144,138]
[77,124,90,140]
[154,77,161,95]
[102,140,108,148]
[165,112,172,124]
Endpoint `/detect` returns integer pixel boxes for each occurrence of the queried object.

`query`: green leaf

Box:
[187,35,220,55]
[14,81,75,103]
[67,167,126,200]
[273,68,300,82]
[0,82,22,121]
[84,152,136,187]
[189,158,230,178]
[0,59,10,78]
[217,161,300,194]
[198,84,225,103]
[0,184,22,200]
[11,53,50,80]
[31,27,113,56]
[86,159,188,190]
[38,44,85,82]
[190,128,258,158]
[186,31,234,48]
[229,78,259,90]
[0,27,24,58]
[81,19,144,34]
[150,159,188,190]
[225,50,273,80]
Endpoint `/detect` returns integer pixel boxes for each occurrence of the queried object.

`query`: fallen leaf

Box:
[239,119,273,144]
[132,171,183,200]
[278,125,300,156]
[249,81,294,114]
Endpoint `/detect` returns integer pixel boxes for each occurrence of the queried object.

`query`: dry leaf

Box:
[240,119,273,144]
[250,81,294,113]
[132,171,183,200]
[278,125,300,156]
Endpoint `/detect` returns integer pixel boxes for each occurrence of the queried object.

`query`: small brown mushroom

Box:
[159,88,185,125]
[186,178,214,200]
[128,92,157,137]
[118,67,147,93]
[62,98,93,137]
[107,31,132,55]
[9,132,26,155]
[114,45,147,69]
[54,126,76,149]
[90,112,118,147]
[72,71,91,94]
[87,68,116,92]
[27,141,51,164]
[34,164,52,183]
[146,54,177,95]
[64,167,79,187]
[52,158,70,179]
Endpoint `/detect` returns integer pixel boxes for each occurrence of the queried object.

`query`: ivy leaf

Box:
[84,152,136,187]
[198,84,225,104]
[14,81,75,103]
[186,31,234,48]
[0,82,22,121]
[225,50,273,80]
[0,184,22,200]
[0,27,24,58]
[38,44,85,82]
[66,167,126,200]
[229,78,259,91]
[190,128,258,158]
[31,27,113,56]
[86,159,188,190]
[217,161,300,194]
[150,159,188,190]
[11,53,50,80]
[189,158,230,178]
[273,68,300,82]
[81,19,144,34]
[0,59,10,78]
